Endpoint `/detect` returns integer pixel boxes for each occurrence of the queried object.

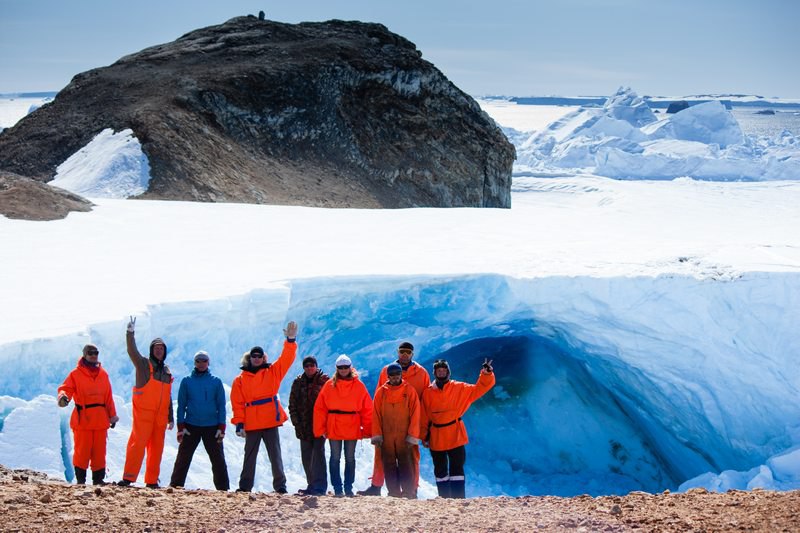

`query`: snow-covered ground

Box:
[1,90,799,497]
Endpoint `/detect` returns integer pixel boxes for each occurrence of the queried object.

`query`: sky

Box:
[1,0,798,97]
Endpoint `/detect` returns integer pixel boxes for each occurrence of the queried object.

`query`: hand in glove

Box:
[177,424,189,443]
[405,435,419,446]
[284,321,298,341]
[215,429,225,443]
[127,316,136,333]
[370,435,384,446]
[57,394,70,408]
[481,357,494,374]
[235,423,246,438]
[167,421,174,431]
[109,415,119,429]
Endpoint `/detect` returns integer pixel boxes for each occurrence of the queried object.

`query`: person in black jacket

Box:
[288,356,329,495]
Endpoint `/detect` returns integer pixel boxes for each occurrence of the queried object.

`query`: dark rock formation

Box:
[754,109,776,115]
[666,101,690,114]
[0,17,514,208]
[0,171,92,220]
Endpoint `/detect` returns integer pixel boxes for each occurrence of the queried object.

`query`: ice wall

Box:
[1,273,798,496]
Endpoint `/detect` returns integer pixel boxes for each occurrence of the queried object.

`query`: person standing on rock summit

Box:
[231,321,298,493]
[313,354,373,497]
[57,343,119,485]
[358,341,429,496]
[169,350,229,491]
[288,355,330,496]
[420,358,495,498]
[118,317,174,488]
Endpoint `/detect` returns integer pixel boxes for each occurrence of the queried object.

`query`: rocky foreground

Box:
[1,467,798,532]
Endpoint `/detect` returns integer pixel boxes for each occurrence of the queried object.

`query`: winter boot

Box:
[435,480,451,498]
[357,484,382,496]
[74,467,87,485]
[91,469,107,485]
[115,479,133,487]
[450,478,466,499]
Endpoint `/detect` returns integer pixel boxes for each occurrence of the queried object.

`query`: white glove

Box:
[127,316,136,333]
[405,435,420,445]
[284,321,298,340]
[57,394,69,408]
[371,435,384,446]
[236,424,246,438]
[215,429,224,442]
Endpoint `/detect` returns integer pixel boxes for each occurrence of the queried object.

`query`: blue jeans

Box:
[328,439,356,494]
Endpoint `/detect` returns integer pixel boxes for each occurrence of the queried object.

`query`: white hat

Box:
[335,354,352,367]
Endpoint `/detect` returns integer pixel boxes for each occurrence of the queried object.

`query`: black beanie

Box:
[398,341,414,351]
[302,356,318,367]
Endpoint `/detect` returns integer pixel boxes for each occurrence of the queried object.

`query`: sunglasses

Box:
[250,354,265,359]
[86,350,99,356]
[336,365,351,370]
[195,359,209,363]
[398,349,412,355]
[303,363,317,368]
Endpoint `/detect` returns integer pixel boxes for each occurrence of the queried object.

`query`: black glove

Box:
[482,358,493,373]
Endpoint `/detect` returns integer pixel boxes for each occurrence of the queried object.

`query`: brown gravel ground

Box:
[1,465,799,532]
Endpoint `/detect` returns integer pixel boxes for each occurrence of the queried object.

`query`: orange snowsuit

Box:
[420,371,495,451]
[57,359,117,471]
[230,340,297,430]
[313,377,372,440]
[372,380,421,497]
[122,333,174,485]
[369,361,430,488]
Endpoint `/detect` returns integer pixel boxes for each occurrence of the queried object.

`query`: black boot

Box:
[435,480,451,498]
[74,467,87,485]
[92,468,107,485]
[450,479,466,499]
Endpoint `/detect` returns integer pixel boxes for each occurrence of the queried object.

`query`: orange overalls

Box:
[122,362,173,484]
[58,360,116,472]
[372,380,421,497]
[369,361,430,488]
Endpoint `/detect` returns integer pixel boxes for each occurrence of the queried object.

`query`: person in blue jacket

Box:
[169,350,230,490]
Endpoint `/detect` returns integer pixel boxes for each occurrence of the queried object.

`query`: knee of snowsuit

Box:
[123,370,172,483]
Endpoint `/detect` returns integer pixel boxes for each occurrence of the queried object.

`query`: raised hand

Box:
[481,358,494,374]
[284,321,298,340]
[127,316,136,333]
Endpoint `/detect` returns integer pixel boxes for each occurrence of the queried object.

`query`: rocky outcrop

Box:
[0,171,91,220]
[0,17,514,208]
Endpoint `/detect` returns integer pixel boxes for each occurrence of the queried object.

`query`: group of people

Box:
[56,319,495,499]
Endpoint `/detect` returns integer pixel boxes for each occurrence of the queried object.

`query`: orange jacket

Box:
[58,359,117,431]
[372,380,421,442]
[376,361,430,398]
[231,340,297,431]
[314,377,372,440]
[420,371,495,451]
[132,361,173,426]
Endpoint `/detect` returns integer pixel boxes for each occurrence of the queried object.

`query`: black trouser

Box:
[300,437,327,494]
[170,423,229,490]
[430,445,466,498]
[238,427,286,492]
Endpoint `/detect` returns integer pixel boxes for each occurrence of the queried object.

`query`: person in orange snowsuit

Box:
[313,354,372,497]
[358,341,429,496]
[371,362,421,498]
[231,321,298,493]
[420,358,495,498]
[118,317,174,488]
[57,343,119,485]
